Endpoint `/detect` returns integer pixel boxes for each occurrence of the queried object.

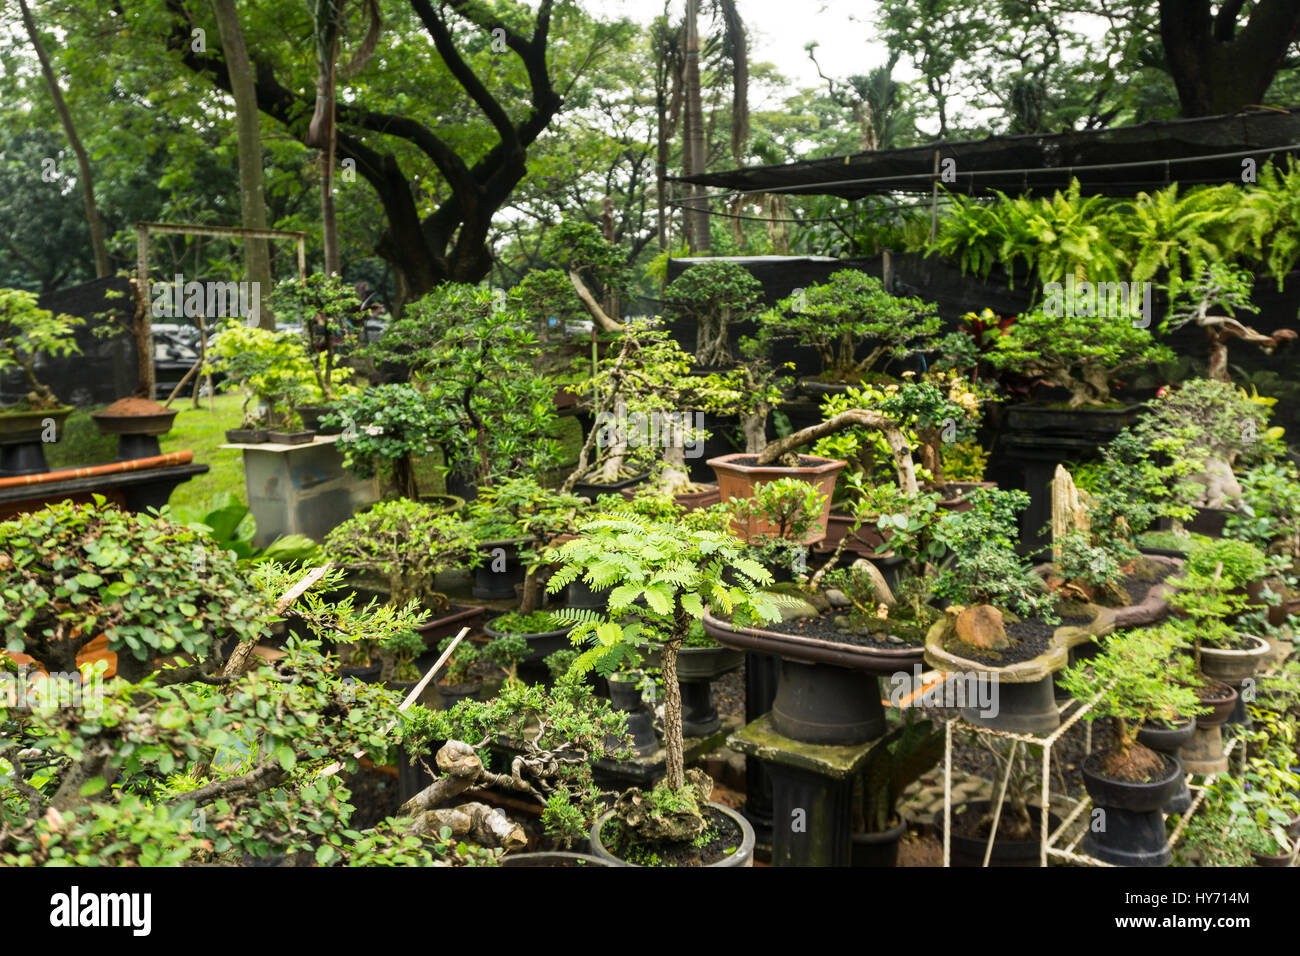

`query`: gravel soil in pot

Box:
[598,805,743,867]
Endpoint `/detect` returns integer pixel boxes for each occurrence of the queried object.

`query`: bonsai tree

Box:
[1129,378,1275,514]
[1225,460,1300,574]
[708,335,794,453]
[206,321,321,430]
[759,270,941,385]
[0,288,81,410]
[987,306,1173,407]
[719,476,827,571]
[813,375,984,491]
[563,317,703,493]
[547,513,784,849]
[324,383,453,499]
[543,219,633,333]
[0,505,492,866]
[1059,628,1205,781]
[323,499,477,614]
[398,678,631,849]
[930,488,1059,651]
[363,283,560,486]
[506,268,588,355]
[270,273,362,402]
[662,259,763,368]
[467,477,588,613]
[1166,538,1267,671]
[1163,264,1296,383]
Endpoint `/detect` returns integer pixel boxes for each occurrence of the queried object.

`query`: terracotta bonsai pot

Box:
[707,452,846,545]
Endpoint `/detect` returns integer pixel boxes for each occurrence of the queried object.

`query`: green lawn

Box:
[159,393,246,522]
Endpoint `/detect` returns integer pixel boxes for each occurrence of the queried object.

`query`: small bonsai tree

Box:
[270,273,362,402]
[1059,628,1205,781]
[543,219,633,333]
[707,335,794,453]
[931,488,1059,651]
[399,678,631,848]
[759,270,941,384]
[324,499,476,613]
[987,306,1173,407]
[547,513,784,847]
[1129,378,1274,514]
[719,476,827,569]
[1166,537,1267,670]
[0,288,81,410]
[467,477,589,612]
[363,283,560,485]
[1163,264,1296,384]
[324,384,452,499]
[662,259,763,368]
[206,321,320,429]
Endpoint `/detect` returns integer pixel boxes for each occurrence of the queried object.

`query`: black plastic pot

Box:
[942,800,1063,867]
[296,404,341,435]
[566,579,612,611]
[571,471,648,501]
[472,538,530,601]
[1081,751,1181,867]
[851,817,907,867]
[1136,719,1196,815]
[484,616,574,684]
[771,659,885,745]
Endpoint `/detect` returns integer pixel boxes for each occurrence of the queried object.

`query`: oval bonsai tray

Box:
[702,609,925,674]
[923,608,1105,683]
[1034,554,1182,631]
[414,603,487,647]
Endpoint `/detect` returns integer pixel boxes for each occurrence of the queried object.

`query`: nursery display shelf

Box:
[938,681,1242,868]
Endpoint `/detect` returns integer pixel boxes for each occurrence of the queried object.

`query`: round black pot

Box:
[566,578,612,611]
[570,471,649,501]
[435,680,482,709]
[484,616,574,684]
[296,404,341,435]
[1251,848,1292,867]
[851,817,907,867]
[339,662,382,684]
[1136,719,1196,814]
[605,676,659,757]
[771,659,885,745]
[1081,751,1181,867]
[962,674,1062,736]
[472,539,530,601]
[942,800,1063,867]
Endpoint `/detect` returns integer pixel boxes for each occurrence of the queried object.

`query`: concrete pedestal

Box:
[221,435,377,546]
[729,714,885,867]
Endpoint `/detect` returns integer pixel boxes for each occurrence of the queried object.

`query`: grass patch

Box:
[160,393,245,523]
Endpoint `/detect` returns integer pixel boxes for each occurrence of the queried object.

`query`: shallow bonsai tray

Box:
[702,610,925,675]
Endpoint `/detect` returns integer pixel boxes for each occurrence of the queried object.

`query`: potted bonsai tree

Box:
[758,270,942,393]
[547,511,785,866]
[1058,628,1206,866]
[0,288,81,475]
[1128,378,1275,532]
[270,273,362,431]
[362,283,560,495]
[205,320,325,442]
[323,498,484,653]
[324,383,452,500]
[662,259,763,369]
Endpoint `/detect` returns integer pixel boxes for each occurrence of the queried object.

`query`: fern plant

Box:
[547,512,785,835]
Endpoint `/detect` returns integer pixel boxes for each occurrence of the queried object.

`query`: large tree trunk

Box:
[308,0,342,276]
[681,0,710,253]
[210,0,275,327]
[1160,0,1300,117]
[18,0,109,279]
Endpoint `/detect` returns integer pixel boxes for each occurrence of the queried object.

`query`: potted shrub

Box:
[758,270,941,393]
[1168,537,1272,686]
[323,498,484,653]
[922,488,1090,734]
[270,273,362,431]
[0,288,80,475]
[1127,378,1275,530]
[662,259,763,369]
[1058,627,1206,866]
[324,383,450,499]
[548,512,785,866]
[362,283,560,494]
[466,477,587,606]
[205,320,327,442]
[853,712,944,866]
